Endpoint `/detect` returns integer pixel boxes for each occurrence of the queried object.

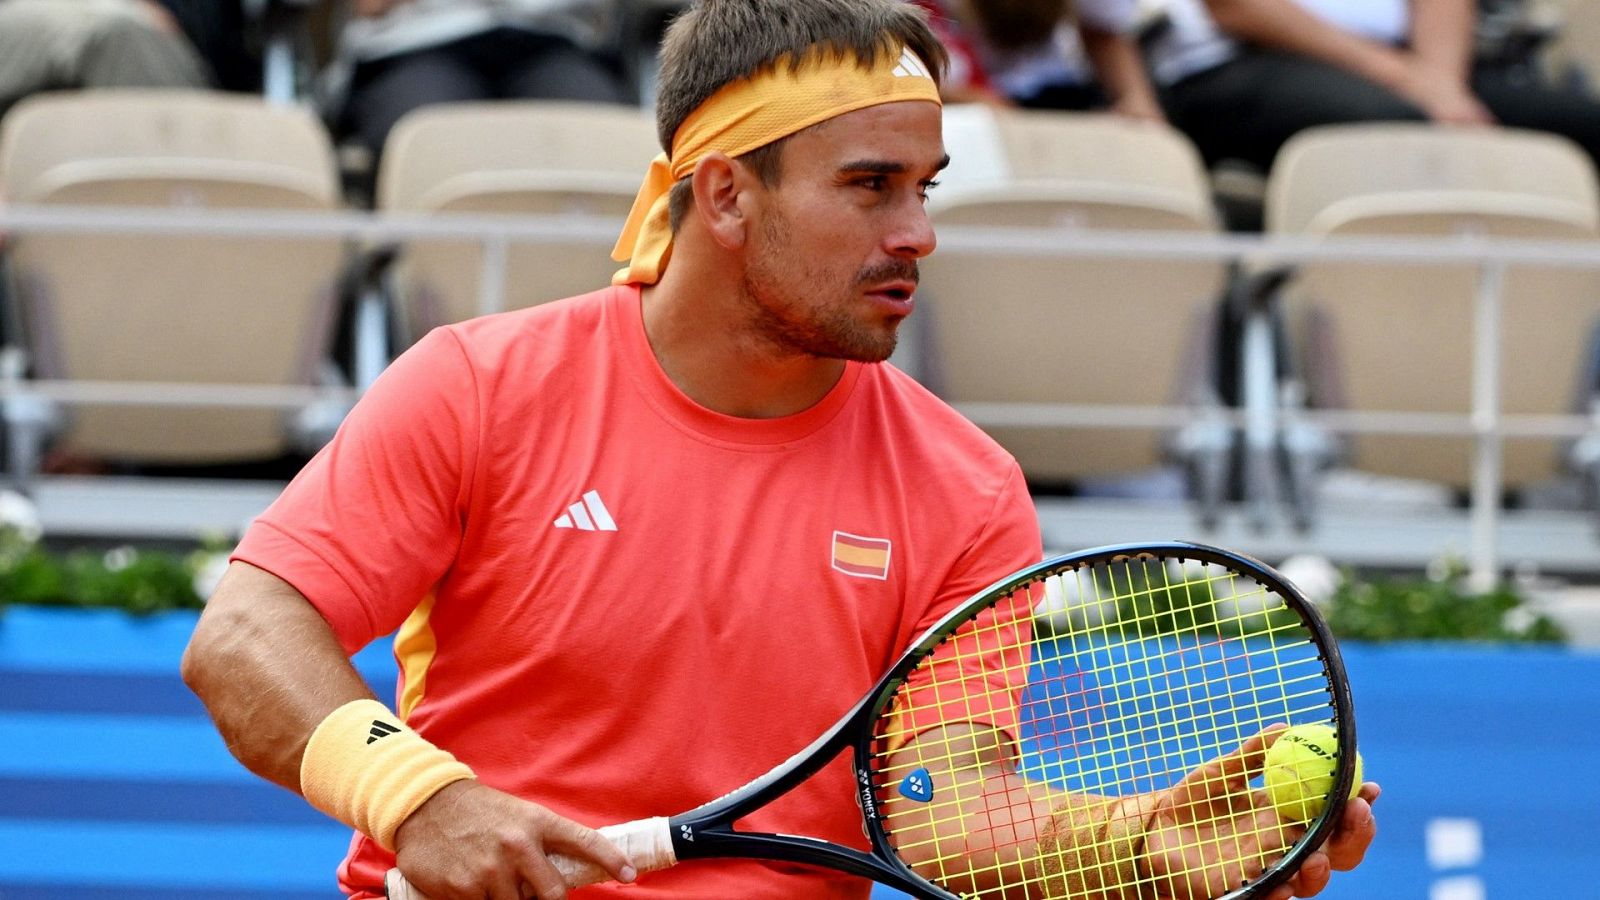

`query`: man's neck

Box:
[639,265,849,420]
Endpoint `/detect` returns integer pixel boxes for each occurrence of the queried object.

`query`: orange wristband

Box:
[298,699,476,851]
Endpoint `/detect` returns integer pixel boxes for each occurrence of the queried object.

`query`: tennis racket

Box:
[387,540,1358,899]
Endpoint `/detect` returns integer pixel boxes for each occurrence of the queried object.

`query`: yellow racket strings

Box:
[871,555,1339,898]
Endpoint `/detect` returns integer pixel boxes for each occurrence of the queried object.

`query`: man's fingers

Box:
[1324,796,1378,871]
[1287,848,1331,897]
[1171,724,1288,807]
[518,856,570,900]
[546,821,638,885]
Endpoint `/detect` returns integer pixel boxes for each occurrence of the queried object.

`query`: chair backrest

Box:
[1267,123,1600,489]
[921,108,1228,484]
[0,89,345,463]
[375,100,660,336]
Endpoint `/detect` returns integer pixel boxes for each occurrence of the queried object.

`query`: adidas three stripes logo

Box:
[553,490,616,532]
[367,720,401,744]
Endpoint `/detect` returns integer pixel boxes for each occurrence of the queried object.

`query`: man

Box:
[1148,0,1600,172]
[182,1,1377,898]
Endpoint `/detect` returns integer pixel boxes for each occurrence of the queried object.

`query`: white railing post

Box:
[1469,259,1508,592]
[478,234,510,319]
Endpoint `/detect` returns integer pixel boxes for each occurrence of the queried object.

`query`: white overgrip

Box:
[382,816,677,898]
[557,817,678,885]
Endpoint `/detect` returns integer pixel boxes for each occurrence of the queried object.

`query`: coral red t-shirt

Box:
[234,285,1042,898]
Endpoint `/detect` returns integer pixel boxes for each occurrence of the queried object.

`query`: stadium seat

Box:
[1262,122,1600,523]
[375,100,659,340]
[0,89,350,484]
[919,107,1233,518]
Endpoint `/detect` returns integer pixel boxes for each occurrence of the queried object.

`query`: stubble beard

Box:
[741,213,908,364]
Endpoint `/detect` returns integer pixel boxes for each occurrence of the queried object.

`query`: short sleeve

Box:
[884,463,1043,749]
[232,327,480,654]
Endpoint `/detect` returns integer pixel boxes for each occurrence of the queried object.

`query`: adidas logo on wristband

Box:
[367,720,401,744]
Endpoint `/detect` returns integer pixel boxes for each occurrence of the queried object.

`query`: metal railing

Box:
[4,204,1600,585]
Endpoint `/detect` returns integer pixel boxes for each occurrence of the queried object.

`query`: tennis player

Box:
[181,1,1377,898]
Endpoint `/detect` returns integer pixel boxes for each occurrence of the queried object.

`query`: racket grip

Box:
[383,816,676,898]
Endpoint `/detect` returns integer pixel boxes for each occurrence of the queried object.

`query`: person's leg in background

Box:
[340,41,496,171]
[77,1,211,89]
[1162,48,1428,173]
[1161,48,1427,231]
[489,28,630,105]
[0,0,207,119]
[1472,66,1600,172]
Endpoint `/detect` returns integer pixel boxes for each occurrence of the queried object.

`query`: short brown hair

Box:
[654,0,948,231]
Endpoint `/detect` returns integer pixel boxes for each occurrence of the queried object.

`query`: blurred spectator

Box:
[915,0,1165,120]
[0,0,211,120]
[321,0,628,172]
[1147,0,1600,172]
[152,0,261,94]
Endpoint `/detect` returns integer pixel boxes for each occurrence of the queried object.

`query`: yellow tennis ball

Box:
[1262,724,1363,823]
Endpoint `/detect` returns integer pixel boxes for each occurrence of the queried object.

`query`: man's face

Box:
[739,100,947,363]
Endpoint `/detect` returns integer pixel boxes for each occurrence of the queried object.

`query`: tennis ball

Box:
[1262,724,1363,823]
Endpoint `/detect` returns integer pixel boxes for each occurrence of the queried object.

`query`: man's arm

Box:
[182,562,633,900]
[181,561,373,788]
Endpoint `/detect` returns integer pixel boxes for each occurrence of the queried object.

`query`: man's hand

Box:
[393,780,636,900]
[1143,726,1380,900]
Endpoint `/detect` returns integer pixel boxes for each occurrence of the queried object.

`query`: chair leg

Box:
[3,393,53,495]
[1239,305,1280,531]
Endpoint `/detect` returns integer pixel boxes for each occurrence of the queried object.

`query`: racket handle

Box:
[383,816,676,898]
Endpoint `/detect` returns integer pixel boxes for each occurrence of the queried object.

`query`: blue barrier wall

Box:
[2,606,1595,898]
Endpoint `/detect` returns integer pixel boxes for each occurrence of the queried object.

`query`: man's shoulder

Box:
[438,285,618,356]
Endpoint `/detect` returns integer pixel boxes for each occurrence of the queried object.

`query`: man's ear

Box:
[689,152,754,250]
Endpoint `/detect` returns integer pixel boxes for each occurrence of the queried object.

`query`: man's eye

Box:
[857,176,887,191]
[919,179,941,200]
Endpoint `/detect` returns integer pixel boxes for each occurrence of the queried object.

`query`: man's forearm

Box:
[181,562,376,791]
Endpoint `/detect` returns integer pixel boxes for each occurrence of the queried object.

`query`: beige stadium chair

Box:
[1264,123,1600,515]
[375,100,659,338]
[0,89,348,481]
[920,109,1232,515]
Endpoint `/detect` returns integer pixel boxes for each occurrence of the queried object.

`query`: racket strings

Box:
[869,555,1340,899]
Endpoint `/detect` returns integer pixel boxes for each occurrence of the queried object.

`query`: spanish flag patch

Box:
[832,531,892,580]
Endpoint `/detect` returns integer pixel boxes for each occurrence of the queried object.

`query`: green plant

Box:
[0,543,209,615]
[1324,561,1565,644]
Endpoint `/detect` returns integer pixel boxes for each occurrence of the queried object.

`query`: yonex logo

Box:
[553,490,617,532]
[891,48,931,79]
[899,767,933,803]
[367,720,401,745]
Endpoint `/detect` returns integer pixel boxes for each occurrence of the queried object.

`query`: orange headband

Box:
[611,45,942,286]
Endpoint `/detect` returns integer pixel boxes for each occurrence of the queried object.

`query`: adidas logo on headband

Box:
[892,47,932,79]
